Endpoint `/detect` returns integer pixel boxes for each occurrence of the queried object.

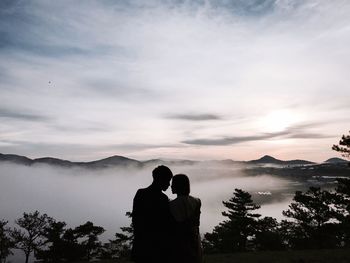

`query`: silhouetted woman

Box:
[169,174,202,263]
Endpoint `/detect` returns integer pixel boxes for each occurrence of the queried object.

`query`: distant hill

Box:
[81,155,143,169]
[0,153,33,165]
[324,157,348,163]
[1,153,341,169]
[33,157,74,167]
[248,155,314,165]
[0,153,142,169]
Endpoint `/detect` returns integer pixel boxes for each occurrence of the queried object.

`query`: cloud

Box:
[0,0,349,161]
[182,132,287,146]
[0,107,49,122]
[285,122,334,139]
[166,113,222,121]
[286,133,332,139]
[182,123,331,145]
[210,0,277,16]
[84,78,154,99]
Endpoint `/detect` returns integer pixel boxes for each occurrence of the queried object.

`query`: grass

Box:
[203,249,350,263]
[83,249,350,263]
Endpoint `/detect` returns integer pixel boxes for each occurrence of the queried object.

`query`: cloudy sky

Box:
[1,0,349,162]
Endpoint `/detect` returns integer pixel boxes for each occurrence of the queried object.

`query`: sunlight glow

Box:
[259,110,299,133]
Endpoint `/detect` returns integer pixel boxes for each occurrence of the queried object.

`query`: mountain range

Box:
[0,153,347,169]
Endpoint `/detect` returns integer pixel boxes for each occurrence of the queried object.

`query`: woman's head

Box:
[171,174,190,195]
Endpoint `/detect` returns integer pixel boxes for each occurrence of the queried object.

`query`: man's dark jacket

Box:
[131,184,171,263]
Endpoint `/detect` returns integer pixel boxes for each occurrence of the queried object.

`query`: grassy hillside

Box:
[203,249,350,263]
[82,249,350,263]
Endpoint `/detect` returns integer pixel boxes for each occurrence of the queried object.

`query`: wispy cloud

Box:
[182,132,287,146]
[182,123,332,146]
[84,78,154,99]
[286,133,331,139]
[166,113,222,121]
[0,108,49,122]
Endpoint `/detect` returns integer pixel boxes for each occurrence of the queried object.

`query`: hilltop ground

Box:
[74,249,350,263]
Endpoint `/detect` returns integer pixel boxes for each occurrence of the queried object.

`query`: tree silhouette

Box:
[0,220,15,263]
[333,178,350,247]
[61,228,84,261]
[12,211,52,263]
[332,131,350,160]
[203,189,260,253]
[254,216,285,250]
[111,212,133,259]
[36,220,67,262]
[74,221,105,261]
[98,212,134,260]
[282,187,338,249]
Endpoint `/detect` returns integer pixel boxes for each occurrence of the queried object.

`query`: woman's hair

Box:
[172,174,190,195]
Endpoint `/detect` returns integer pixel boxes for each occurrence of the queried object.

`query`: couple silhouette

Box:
[131,165,202,263]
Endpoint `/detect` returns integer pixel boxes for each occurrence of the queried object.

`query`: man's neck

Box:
[150,182,162,192]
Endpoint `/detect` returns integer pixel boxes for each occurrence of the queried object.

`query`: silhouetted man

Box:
[131,165,173,263]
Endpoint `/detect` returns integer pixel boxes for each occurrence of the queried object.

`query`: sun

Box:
[259,110,299,133]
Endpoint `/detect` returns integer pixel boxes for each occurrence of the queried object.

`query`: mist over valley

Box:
[1,153,348,238]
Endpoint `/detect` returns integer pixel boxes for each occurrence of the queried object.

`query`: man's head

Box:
[152,165,173,191]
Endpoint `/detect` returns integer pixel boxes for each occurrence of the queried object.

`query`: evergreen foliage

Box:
[254,216,285,250]
[60,228,85,261]
[99,212,134,260]
[35,220,76,262]
[282,187,339,249]
[203,189,260,253]
[11,211,52,263]
[74,221,105,261]
[332,131,350,159]
[0,220,15,263]
[333,178,350,247]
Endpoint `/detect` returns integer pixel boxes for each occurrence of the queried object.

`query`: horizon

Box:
[0,151,346,163]
[1,0,350,162]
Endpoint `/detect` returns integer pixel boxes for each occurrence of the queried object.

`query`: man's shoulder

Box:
[135,187,167,197]
[134,187,149,200]
[134,186,169,203]
[135,187,147,194]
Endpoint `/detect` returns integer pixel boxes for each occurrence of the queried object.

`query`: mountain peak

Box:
[324,157,348,163]
[258,155,279,162]
[250,155,282,164]
[86,155,142,168]
[249,155,314,165]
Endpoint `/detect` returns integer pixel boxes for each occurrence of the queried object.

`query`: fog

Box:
[0,162,299,262]
[0,162,297,241]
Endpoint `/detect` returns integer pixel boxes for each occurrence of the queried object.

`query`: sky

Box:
[0,0,349,162]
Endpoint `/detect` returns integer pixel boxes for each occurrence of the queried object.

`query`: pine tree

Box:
[12,211,52,263]
[74,221,105,261]
[332,131,350,160]
[203,189,260,253]
[99,212,134,260]
[254,217,285,250]
[35,220,67,262]
[0,220,15,263]
[282,187,338,249]
[333,178,350,247]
